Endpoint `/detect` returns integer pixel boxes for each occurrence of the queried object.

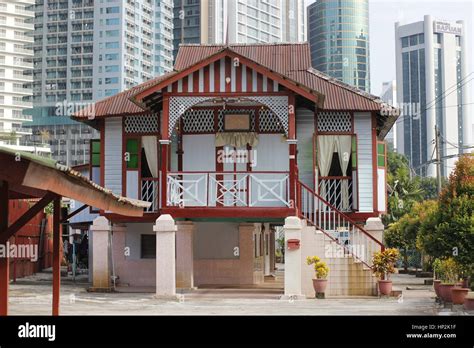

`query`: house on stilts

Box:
[74,42,398,297]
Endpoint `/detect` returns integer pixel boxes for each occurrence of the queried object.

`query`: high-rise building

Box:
[173,0,305,59]
[395,16,471,177]
[380,80,397,150]
[25,0,174,166]
[307,0,370,91]
[0,0,49,155]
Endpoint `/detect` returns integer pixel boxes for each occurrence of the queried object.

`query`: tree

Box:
[383,151,424,226]
[385,200,437,270]
[417,155,474,280]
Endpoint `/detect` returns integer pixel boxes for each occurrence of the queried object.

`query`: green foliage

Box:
[437,258,460,284]
[383,150,441,227]
[44,202,54,215]
[432,258,443,280]
[306,256,329,279]
[416,155,474,276]
[372,248,400,280]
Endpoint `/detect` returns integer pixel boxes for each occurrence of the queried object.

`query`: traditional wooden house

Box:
[74,43,397,297]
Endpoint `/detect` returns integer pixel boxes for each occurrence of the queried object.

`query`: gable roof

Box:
[73,42,397,138]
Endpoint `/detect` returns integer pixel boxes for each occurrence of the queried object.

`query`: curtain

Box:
[335,135,352,211]
[317,135,336,202]
[142,136,158,178]
[215,132,259,147]
[317,135,336,177]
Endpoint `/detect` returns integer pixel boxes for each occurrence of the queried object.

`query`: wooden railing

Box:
[141,177,160,213]
[166,171,290,208]
[297,180,384,268]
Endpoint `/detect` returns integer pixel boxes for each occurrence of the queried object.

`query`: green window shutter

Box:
[351,136,357,169]
[91,140,101,166]
[126,138,139,153]
[377,142,386,167]
[126,138,139,169]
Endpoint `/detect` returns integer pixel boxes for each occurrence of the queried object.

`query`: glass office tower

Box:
[308,0,370,91]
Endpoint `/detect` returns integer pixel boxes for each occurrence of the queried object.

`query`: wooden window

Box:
[351,136,357,169]
[140,234,156,259]
[377,142,386,167]
[90,139,101,213]
[91,139,101,167]
[126,138,140,169]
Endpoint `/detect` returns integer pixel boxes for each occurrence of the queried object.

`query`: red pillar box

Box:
[287,239,300,250]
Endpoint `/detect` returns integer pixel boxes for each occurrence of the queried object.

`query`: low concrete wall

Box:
[194,223,257,286]
[112,223,155,287]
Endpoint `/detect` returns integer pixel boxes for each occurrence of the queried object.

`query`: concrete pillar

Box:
[283,216,304,299]
[154,214,177,298]
[364,217,384,244]
[176,221,194,289]
[239,223,256,285]
[90,216,112,290]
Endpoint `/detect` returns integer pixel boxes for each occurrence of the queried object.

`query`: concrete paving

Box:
[6,272,473,316]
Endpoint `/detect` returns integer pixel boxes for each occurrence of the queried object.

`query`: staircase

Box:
[296,181,385,296]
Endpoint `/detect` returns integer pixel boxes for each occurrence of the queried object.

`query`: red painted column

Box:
[161,96,170,208]
[0,181,9,316]
[52,196,61,316]
[288,95,297,209]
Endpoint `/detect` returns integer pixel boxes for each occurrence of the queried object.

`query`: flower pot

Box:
[451,288,469,305]
[464,295,474,311]
[312,278,328,298]
[461,279,469,288]
[433,280,442,297]
[439,284,455,303]
[378,280,392,296]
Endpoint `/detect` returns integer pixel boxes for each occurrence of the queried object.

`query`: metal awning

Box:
[0,146,151,316]
[0,146,151,216]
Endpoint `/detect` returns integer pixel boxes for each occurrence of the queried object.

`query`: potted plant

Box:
[372,248,400,296]
[306,256,329,299]
[432,258,443,298]
[452,287,469,305]
[438,258,459,303]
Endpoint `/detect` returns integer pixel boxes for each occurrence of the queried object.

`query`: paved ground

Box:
[6,272,473,315]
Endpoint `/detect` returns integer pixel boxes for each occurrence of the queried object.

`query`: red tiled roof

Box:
[74,42,392,122]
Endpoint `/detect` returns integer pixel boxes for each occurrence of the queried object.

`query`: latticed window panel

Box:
[124,114,159,134]
[168,96,289,136]
[182,109,215,133]
[317,111,352,133]
[258,109,285,133]
[217,109,256,132]
[169,96,212,136]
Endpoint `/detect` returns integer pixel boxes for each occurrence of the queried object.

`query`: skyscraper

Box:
[0,0,49,155]
[26,0,174,166]
[307,0,370,91]
[173,0,305,58]
[395,16,471,177]
[380,80,397,150]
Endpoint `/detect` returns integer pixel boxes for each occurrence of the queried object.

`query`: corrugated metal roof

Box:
[73,72,177,119]
[174,42,313,76]
[0,146,151,213]
[74,43,397,136]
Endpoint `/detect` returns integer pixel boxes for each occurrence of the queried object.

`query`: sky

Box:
[305,0,474,95]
